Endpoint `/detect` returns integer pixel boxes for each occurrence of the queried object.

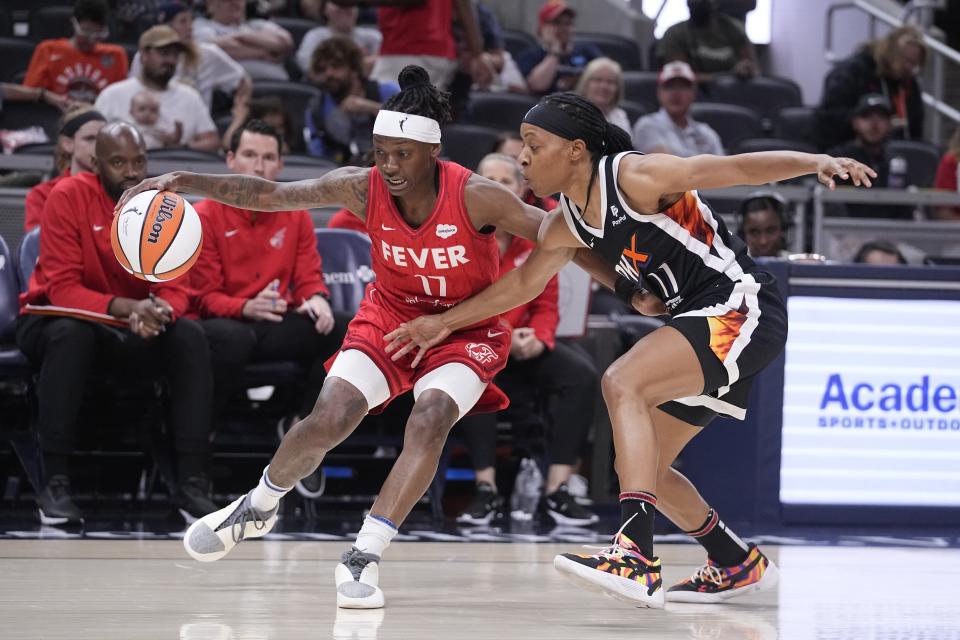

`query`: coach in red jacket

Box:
[454,153,600,528]
[16,122,215,526]
[191,119,347,442]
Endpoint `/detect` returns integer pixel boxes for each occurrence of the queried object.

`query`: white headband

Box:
[373,110,441,144]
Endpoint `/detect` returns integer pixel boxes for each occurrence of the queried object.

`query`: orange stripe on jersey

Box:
[707,303,748,362]
[664,192,715,247]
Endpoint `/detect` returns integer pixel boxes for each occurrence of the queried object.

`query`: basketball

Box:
[111,189,203,282]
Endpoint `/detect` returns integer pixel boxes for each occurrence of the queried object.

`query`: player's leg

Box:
[456,412,503,525]
[183,349,383,562]
[651,407,779,603]
[335,362,488,609]
[553,325,703,609]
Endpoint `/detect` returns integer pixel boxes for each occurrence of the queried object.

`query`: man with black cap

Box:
[517,1,601,95]
[658,0,757,80]
[828,93,912,219]
[95,25,220,151]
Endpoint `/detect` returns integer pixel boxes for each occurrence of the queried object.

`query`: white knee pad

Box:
[413,363,488,422]
[327,350,391,410]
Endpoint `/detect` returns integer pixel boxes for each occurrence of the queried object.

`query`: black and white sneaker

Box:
[37,475,83,525]
[544,484,599,526]
[456,481,503,525]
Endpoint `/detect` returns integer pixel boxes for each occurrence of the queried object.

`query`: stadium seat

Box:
[29,5,73,41]
[775,106,817,144]
[441,123,501,170]
[17,227,39,290]
[466,92,538,131]
[708,74,803,131]
[690,102,762,152]
[502,28,537,60]
[0,8,13,38]
[0,37,38,83]
[620,100,651,127]
[272,16,316,50]
[251,80,319,150]
[283,154,339,170]
[622,71,660,108]
[735,137,818,155]
[314,228,374,316]
[887,139,943,188]
[13,142,57,156]
[0,102,63,140]
[147,149,222,162]
[575,32,643,70]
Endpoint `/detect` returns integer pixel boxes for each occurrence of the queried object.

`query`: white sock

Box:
[250,466,291,512]
[353,514,398,558]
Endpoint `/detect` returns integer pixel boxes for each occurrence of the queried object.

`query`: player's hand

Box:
[816,155,876,190]
[631,290,668,316]
[243,279,286,322]
[115,172,182,213]
[384,315,452,368]
[297,294,335,334]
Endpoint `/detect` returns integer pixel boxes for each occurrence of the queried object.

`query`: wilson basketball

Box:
[111,189,202,282]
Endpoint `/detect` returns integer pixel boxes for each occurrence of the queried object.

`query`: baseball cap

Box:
[538,1,576,28]
[139,24,184,50]
[853,93,893,117]
[658,61,696,85]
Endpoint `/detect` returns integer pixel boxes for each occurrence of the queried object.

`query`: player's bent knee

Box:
[299,380,368,448]
[601,364,638,406]
[404,392,458,453]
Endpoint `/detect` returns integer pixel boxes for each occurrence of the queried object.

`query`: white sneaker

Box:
[183,492,278,562]
[336,547,385,609]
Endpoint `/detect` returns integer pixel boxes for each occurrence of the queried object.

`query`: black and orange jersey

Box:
[558,151,756,315]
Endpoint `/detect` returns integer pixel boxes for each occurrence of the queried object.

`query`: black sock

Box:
[687,508,750,566]
[619,491,657,558]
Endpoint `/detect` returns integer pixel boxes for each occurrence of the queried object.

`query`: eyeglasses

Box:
[72,18,109,40]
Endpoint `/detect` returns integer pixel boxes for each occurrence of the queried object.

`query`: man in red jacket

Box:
[455,153,600,527]
[191,119,347,495]
[16,122,215,525]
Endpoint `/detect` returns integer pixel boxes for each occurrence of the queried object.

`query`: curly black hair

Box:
[380,65,453,126]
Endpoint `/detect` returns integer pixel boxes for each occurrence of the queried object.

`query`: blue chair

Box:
[18,227,40,292]
[314,228,374,316]
[0,233,43,496]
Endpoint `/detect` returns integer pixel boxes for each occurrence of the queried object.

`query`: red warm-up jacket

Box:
[191,200,330,319]
[499,236,559,350]
[19,172,192,317]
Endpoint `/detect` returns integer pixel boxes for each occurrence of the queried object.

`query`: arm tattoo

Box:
[177,168,369,212]
[177,173,274,209]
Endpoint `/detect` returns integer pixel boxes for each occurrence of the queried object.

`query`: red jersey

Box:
[24,169,72,232]
[24,39,128,103]
[364,161,500,319]
[378,0,455,59]
[190,201,330,319]
[328,207,367,234]
[20,172,191,317]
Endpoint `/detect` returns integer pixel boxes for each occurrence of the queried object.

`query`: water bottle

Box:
[888,155,908,189]
[509,458,543,521]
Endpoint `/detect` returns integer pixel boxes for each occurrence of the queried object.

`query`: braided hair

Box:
[381,65,453,126]
[535,92,633,212]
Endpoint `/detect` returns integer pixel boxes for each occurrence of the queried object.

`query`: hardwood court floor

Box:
[1,540,959,639]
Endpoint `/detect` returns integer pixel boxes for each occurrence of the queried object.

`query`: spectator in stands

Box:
[853,240,908,265]
[130,1,252,113]
[933,127,960,221]
[304,36,399,164]
[296,1,383,76]
[737,192,791,258]
[224,95,302,154]
[814,26,926,149]
[191,119,347,442]
[24,108,107,232]
[827,94,913,219]
[455,153,599,527]
[657,0,757,80]
[449,0,526,99]
[23,0,129,104]
[193,0,295,81]
[0,83,73,113]
[518,1,601,95]
[491,130,524,159]
[715,0,756,25]
[17,122,215,525]
[95,26,220,152]
[576,57,632,133]
[631,61,724,156]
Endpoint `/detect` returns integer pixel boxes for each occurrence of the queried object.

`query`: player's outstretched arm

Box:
[115,166,370,215]
[621,152,877,210]
[384,216,577,367]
